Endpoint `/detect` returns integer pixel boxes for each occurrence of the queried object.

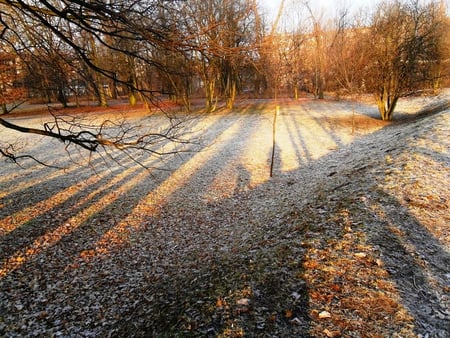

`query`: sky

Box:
[259,0,380,32]
[261,0,380,19]
[261,0,450,21]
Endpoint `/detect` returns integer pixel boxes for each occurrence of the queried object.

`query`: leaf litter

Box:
[0,92,449,337]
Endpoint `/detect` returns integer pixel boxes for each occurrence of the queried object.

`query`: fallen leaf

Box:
[236,298,250,306]
[304,261,319,269]
[319,310,332,319]
[323,328,341,337]
[330,284,341,291]
[291,291,301,301]
[290,317,302,325]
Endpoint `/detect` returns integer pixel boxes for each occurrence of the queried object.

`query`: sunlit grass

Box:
[2,100,445,336]
[89,113,248,257]
[0,164,150,277]
[0,175,100,236]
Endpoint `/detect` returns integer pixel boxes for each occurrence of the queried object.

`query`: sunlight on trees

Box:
[0,0,448,165]
[0,51,25,113]
[363,0,446,120]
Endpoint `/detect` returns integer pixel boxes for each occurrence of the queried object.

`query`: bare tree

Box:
[20,33,74,107]
[429,1,450,92]
[183,0,259,111]
[302,2,327,99]
[327,6,370,97]
[363,0,445,120]
[0,0,199,166]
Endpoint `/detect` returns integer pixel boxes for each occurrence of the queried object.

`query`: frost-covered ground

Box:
[0,92,449,337]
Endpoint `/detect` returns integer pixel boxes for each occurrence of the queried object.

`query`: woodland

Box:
[0,0,449,337]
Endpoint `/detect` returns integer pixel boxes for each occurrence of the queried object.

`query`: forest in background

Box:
[0,0,449,120]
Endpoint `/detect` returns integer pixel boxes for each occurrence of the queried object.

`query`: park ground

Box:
[0,92,449,337]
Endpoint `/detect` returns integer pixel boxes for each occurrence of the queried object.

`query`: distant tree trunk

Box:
[294,85,299,100]
[96,79,108,107]
[57,88,68,108]
[86,73,108,107]
[87,35,108,107]
[109,74,118,100]
[205,79,217,112]
[225,73,237,109]
[375,87,399,121]
[126,55,138,106]
[305,3,325,100]
[315,70,324,99]
[202,59,218,112]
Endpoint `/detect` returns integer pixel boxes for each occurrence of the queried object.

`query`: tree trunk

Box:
[97,81,108,107]
[206,79,217,112]
[88,35,108,107]
[375,88,398,121]
[128,89,137,106]
[57,87,68,107]
[226,81,236,110]
[432,69,442,94]
[204,65,217,113]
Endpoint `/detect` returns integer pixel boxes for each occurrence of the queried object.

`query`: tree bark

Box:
[375,87,399,121]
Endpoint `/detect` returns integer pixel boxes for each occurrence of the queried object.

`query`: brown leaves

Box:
[1,97,449,336]
[300,200,417,337]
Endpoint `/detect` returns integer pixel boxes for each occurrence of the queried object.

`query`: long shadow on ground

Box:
[0,101,448,337]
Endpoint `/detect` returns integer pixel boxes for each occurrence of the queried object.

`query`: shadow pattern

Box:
[0,99,448,337]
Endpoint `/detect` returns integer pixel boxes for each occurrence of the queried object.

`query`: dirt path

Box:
[0,96,449,337]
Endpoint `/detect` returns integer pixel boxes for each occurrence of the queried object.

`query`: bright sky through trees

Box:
[261,0,381,19]
[261,0,450,20]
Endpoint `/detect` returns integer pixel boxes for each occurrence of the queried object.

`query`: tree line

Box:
[0,0,449,165]
[1,0,449,117]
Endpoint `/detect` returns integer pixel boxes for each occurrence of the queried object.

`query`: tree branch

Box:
[0,109,196,169]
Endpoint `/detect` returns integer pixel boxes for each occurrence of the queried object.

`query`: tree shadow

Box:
[265,102,449,336]
[362,188,450,337]
[392,98,450,123]
[0,101,448,337]
[109,142,311,336]
[283,111,313,164]
[108,186,311,337]
[275,105,449,336]
[0,166,144,258]
[0,149,106,217]
[0,127,170,220]
[0,110,239,272]
[3,104,304,337]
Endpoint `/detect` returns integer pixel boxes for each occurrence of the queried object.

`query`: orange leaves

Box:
[284,309,293,318]
[340,294,398,318]
[310,291,335,303]
[216,297,225,309]
[303,260,319,269]
[323,328,341,337]
[330,283,342,292]
[302,224,415,337]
